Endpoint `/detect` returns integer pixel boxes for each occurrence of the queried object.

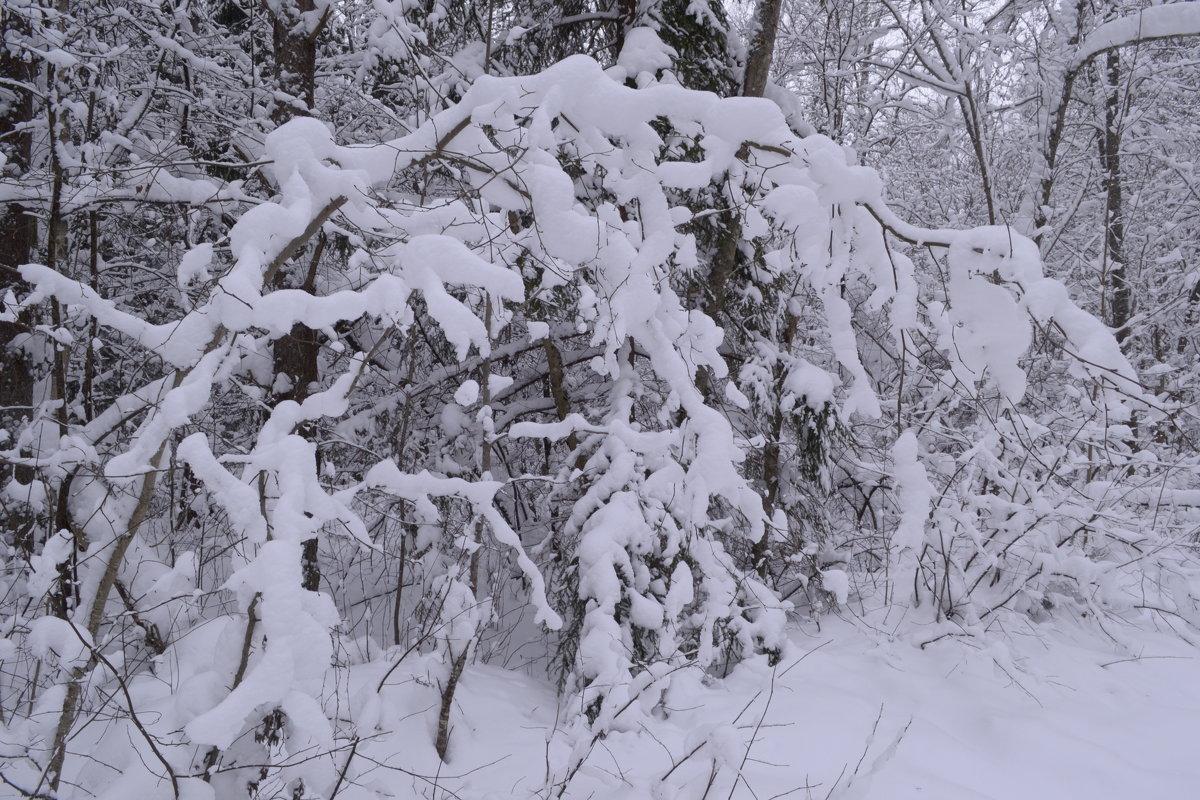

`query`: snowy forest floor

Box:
[376,613,1200,800]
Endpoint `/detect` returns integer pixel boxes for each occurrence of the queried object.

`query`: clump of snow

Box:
[27,615,91,669]
[821,568,850,605]
[25,529,74,600]
[486,374,513,396]
[612,27,676,87]
[455,379,480,406]
[176,243,213,293]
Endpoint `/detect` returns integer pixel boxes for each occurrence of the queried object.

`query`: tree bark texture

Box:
[743,0,783,98]
[0,8,37,482]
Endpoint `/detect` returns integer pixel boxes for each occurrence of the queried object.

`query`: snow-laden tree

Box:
[1,2,1199,799]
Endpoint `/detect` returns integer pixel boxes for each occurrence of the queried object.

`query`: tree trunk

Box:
[434,648,469,761]
[267,0,322,408]
[743,0,783,98]
[267,0,325,590]
[706,0,785,330]
[1033,0,1088,246]
[0,7,37,511]
[1098,49,1129,343]
[268,0,319,125]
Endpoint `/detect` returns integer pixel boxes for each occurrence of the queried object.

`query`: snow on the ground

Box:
[723,617,1200,800]
[378,614,1200,799]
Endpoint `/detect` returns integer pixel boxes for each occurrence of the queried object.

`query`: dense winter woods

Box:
[2,0,1199,797]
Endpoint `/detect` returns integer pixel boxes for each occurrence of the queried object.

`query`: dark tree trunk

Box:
[435,648,469,762]
[1099,49,1130,344]
[267,0,323,409]
[1033,0,1088,246]
[268,0,319,125]
[742,0,782,98]
[1,7,38,542]
[704,0,785,328]
[266,0,326,588]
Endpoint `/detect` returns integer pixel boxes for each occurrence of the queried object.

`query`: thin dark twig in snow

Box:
[1100,654,1191,668]
[351,752,475,800]
[821,763,848,800]
[199,735,378,776]
[992,659,1044,708]
[638,721,676,764]
[0,771,58,800]
[328,736,361,800]
[765,779,820,800]
[851,705,885,781]
[779,639,833,678]
[63,617,180,799]
[824,706,883,800]
[728,664,779,800]
[557,662,696,796]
